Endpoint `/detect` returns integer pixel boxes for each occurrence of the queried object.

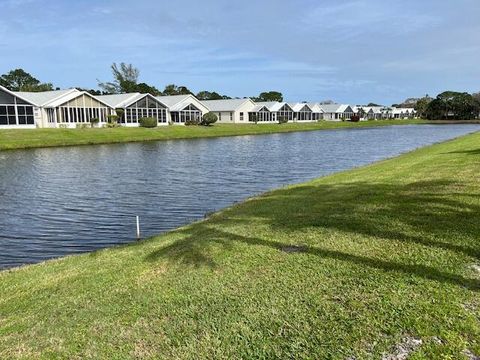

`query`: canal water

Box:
[0,124,478,269]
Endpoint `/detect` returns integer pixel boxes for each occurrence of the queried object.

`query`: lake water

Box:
[0,124,478,269]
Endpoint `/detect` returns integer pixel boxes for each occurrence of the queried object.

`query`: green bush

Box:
[115,108,125,121]
[105,114,120,128]
[201,112,218,126]
[185,118,201,126]
[76,123,90,129]
[90,118,99,127]
[278,116,288,124]
[139,117,158,128]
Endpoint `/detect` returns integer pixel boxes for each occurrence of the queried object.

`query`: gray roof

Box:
[96,93,143,108]
[13,89,77,107]
[253,102,286,112]
[319,104,342,113]
[155,95,192,107]
[288,103,313,112]
[201,98,252,112]
[155,95,209,112]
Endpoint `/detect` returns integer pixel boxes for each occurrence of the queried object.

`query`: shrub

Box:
[115,108,125,121]
[350,115,360,122]
[278,116,288,124]
[185,118,201,126]
[90,118,99,127]
[138,117,158,128]
[106,114,120,128]
[201,112,218,126]
[76,123,90,129]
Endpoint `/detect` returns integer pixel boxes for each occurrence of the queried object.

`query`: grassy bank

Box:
[1,132,479,359]
[0,119,427,151]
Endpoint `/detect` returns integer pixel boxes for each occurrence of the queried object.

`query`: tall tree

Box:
[0,68,54,92]
[135,83,161,96]
[196,90,231,100]
[425,91,479,120]
[162,84,192,96]
[414,95,433,118]
[254,91,283,102]
[98,63,140,94]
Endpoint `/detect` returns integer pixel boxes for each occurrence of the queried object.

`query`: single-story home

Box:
[287,103,324,122]
[201,98,255,123]
[97,93,169,126]
[391,107,416,119]
[288,103,314,121]
[156,95,209,124]
[321,104,355,121]
[11,88,114,128]
[249,102,295,122]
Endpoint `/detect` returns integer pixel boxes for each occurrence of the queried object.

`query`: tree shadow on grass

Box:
[446,148,480,155]
[145,179,480,291]
[145,223,480,291]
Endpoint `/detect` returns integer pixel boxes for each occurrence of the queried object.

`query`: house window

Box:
[240,112,244,121]
[0,105,21,125]
[230,112,233,121]
[218,112,222,121]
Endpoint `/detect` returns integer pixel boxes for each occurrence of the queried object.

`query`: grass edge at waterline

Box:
[1,130,479,358]
[0,119,428,151]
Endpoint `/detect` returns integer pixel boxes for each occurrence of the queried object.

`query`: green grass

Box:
[0,119,426,151]
[1,131,480,359]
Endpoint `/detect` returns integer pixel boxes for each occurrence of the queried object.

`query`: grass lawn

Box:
[0,119,427,151]
[1,131,479,359]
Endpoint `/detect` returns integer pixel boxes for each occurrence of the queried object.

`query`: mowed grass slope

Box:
[0,119,426,151]
[1,132,479,359]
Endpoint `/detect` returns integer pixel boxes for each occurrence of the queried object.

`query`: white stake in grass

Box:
[136,216,141,240]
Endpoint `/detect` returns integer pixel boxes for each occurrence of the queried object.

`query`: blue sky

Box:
[1,0,479,104]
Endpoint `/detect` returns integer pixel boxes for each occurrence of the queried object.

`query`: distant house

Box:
[249,102,295,123]
[13,88,114,128]
[97,93,169,126]
[201,98,255,123]
[391,107,416,119]
[287,103,316,122]
[321,104,355,121]
[156,95,209,124]
[0,84,37,129]
[308,103,325,120]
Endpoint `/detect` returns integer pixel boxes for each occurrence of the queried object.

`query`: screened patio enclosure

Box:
[171,104,203,124]
[123,96,167,124]
[46,93,113,125]
[295,105,313,121]
[0,86,35,127]
[249,107,276,122]
[277,104,295,121]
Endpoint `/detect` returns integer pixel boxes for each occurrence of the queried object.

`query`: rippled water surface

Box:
[0,124,478,269]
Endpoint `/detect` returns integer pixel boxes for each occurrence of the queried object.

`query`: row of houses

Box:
[0,85,416,129]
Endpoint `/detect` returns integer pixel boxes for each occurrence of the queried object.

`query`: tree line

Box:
[394,92,480,120]
[2,64,478,119]
[0,63,284,102]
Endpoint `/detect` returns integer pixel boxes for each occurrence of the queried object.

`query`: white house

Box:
[288,103,314,121]
[320,104,355,121]
[156,94,209,124]
[249,102,295,122]
[97,93,169,126]
[391,107,416,119]
[0,85,38,129]
[201,98,255,123]
[13,88,114,128]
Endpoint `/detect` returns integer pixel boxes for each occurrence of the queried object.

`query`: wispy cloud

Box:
[0,0,478,104]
